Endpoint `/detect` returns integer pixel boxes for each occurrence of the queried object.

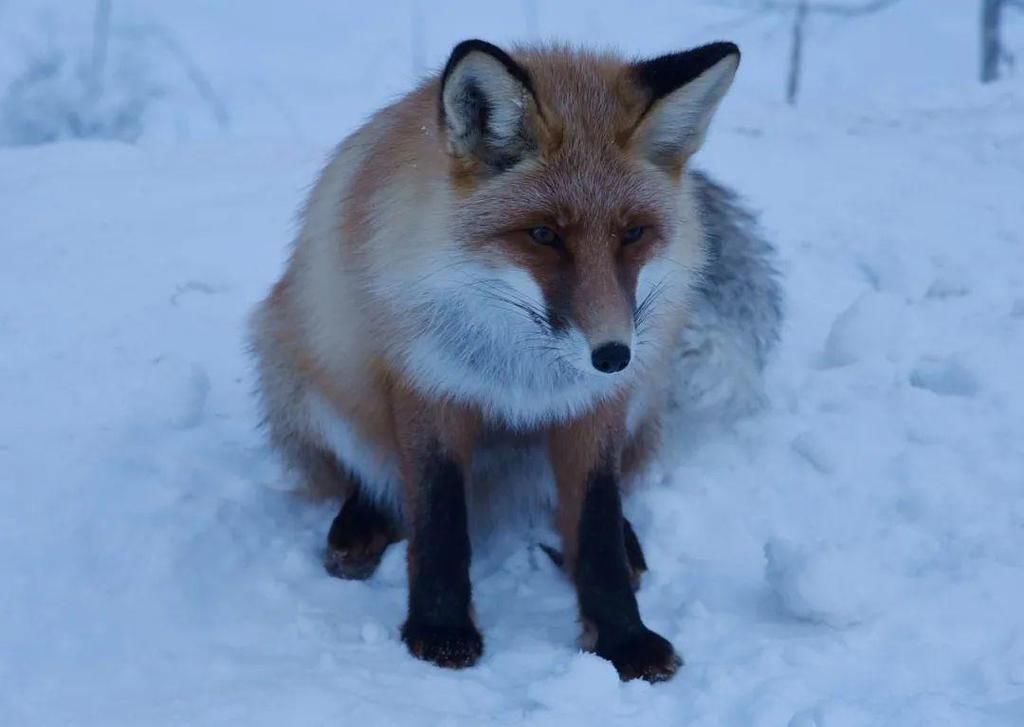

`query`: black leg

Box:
[576,470,680,682]
[623,517,648,591]
[324,488,400,580]
[400,449,482,668]
[539,517,648,591]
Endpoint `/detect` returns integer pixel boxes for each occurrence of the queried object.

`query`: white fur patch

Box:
[307,393,401,509]
[389,253,631,428]
[636,256,675,308]
[497,265,546,311]
[635,253,697,331]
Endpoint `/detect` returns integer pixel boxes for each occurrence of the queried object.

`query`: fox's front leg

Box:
[550,403,681,682]
[393,391,482,669]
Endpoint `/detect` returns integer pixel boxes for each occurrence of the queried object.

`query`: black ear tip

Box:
[702,41,741,64]
[442,39,497,86]
[440,38,535,97]
[448,39,504,64]
[451,39,502,54]
[632,41,741,103]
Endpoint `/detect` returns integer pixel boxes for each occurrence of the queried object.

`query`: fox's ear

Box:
[440,39,539,171]
[628,42,740,171]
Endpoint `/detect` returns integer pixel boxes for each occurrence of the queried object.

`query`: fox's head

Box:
[389,40,739,422]
[438,40,737,370]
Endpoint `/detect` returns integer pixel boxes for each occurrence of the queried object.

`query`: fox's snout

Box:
[571,266,636,375]
[591,341,631,374]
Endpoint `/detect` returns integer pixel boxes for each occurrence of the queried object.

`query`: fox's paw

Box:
[599,627,682,683]
[401,619,483,669]
[323,494,397,581]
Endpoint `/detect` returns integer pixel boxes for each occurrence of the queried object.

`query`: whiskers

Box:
[634,278,666,334]
[633,260,697,356]
[465,279,587,376]
[467,279,558,335]
[522,334,578,372]
[634,275,672,347]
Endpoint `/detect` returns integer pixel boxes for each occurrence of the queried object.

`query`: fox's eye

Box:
[529,226,562,247]
[622,226,646,245]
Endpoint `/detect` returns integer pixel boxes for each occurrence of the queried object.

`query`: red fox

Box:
[250,39,779,682]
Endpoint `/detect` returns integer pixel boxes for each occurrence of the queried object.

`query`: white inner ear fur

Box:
[635,54,739,163]
[442,51,529,155]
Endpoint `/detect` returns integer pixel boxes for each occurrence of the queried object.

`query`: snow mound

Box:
[819,292,907,369]
[764,539,893,628]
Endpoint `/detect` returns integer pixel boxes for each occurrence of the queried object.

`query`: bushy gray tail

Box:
[669,170,783,422]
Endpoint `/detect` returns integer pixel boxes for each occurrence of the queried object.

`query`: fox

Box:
[248,39,781,682]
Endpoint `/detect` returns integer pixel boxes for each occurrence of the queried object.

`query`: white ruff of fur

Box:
[378,249,696,429]
[394,260,625,427]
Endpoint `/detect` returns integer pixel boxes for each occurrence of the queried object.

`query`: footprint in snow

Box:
[170,280,226,306]
[925,276,970,300]
[908,356,978,398]
[818,293,907,369]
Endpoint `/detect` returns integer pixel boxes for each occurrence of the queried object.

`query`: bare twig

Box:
[812,0,902,16]
[708,0,904,104]
[88,0,111,101]
[982,0,1001,82]
[134,23,229,129]
[786,0,808,105]
[716,0,900,13]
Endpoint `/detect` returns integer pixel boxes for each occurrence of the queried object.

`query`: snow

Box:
[2,1,1023,725]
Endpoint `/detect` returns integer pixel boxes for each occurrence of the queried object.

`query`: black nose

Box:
[591,342,631,374]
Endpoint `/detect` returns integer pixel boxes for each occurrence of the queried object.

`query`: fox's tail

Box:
[670,170,783,421]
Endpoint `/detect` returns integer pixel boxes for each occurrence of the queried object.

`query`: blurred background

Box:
[0,1,1020,146]
[3,4,1023,726]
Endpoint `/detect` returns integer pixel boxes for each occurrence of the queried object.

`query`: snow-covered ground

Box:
[2,2,1023,725]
